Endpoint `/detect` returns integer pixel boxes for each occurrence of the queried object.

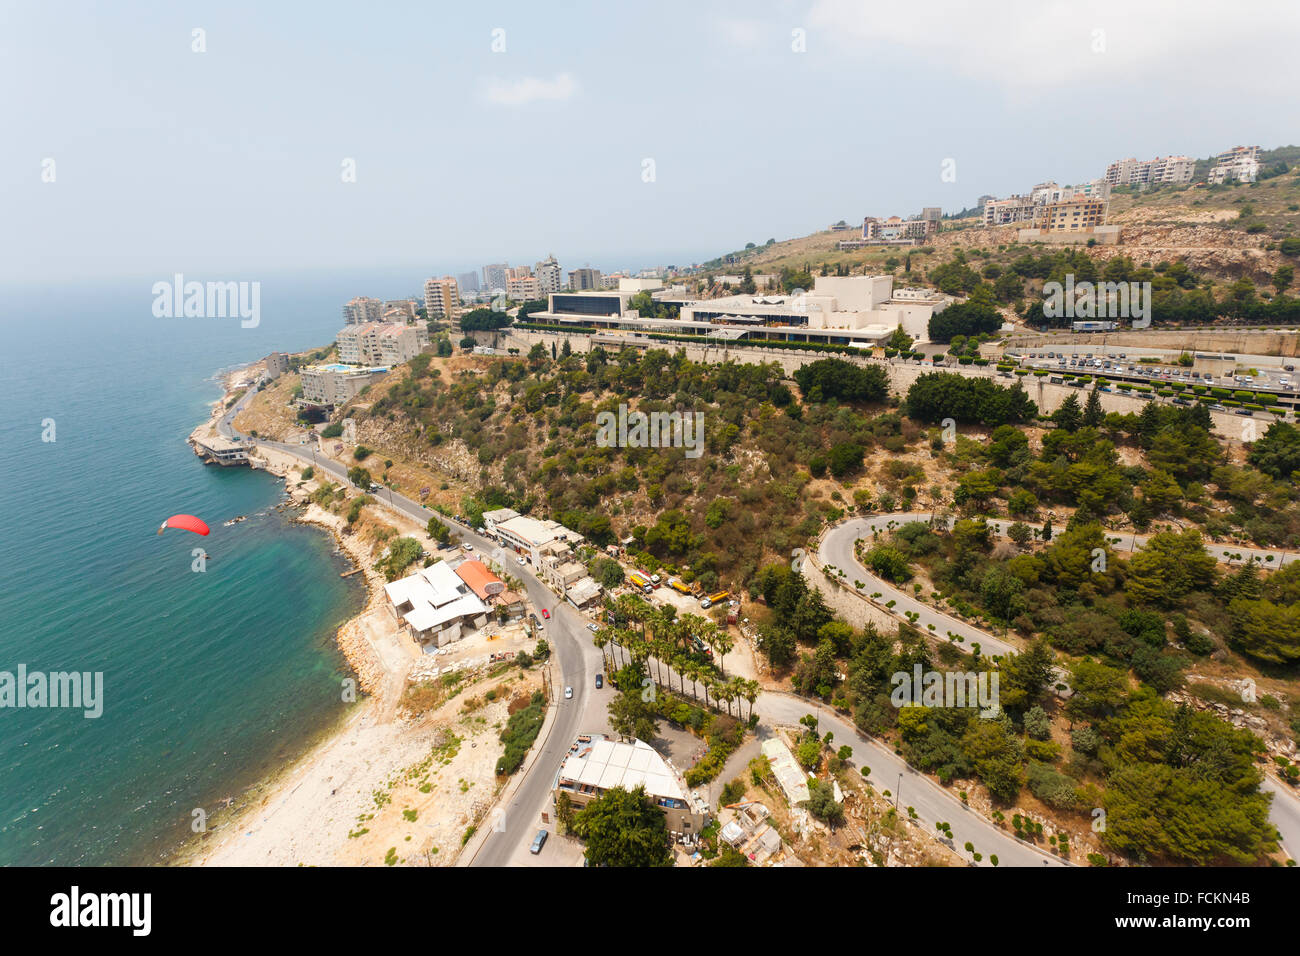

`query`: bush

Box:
[496,691,545,775]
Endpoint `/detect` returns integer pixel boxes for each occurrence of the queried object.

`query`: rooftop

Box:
[556,735,690,805]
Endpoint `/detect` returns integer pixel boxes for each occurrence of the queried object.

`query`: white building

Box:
[508,275,542,301]
[385,561,490,647]
[494,514,584,568]
[1210,145,1262,185]
[536,255,563,296]
[1104,155,1195,186]
[299,363,389,406]
[531,274,948,347]
[337,322,428,366]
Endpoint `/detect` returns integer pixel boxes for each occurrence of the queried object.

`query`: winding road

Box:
[815,512,1300,858]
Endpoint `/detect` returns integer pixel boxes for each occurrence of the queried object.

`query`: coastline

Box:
[172,369,404,865]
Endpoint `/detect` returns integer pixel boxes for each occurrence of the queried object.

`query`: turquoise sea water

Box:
[0,273,415,865]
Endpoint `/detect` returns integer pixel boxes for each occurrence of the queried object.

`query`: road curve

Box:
[816,512,1300,858]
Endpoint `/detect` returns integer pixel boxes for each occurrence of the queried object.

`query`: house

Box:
[453,559,505,601]
[554,734,709,843]
[384,561,489,647]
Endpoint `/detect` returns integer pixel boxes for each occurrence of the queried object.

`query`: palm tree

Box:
[741,679,759,722]
[592,629,610,674]
[714,630,735,678]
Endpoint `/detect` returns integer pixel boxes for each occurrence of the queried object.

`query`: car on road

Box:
[586,622,598,633]
[564,686,573,699]
[530,829,548,854]
[542,608,550,620]
[595,674,603,689]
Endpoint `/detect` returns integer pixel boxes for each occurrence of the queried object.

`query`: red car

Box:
[541,608,550,620]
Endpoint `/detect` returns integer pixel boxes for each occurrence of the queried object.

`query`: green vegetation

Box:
[571,785,674,867]
[495,690,545,776]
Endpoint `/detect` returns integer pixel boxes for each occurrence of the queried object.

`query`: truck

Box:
[628,572,653,594]
[699,590,730,609]
[668,578,693,596]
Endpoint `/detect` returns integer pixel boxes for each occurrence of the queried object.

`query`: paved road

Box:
[221,404,609,866]
[817,512,1300,858]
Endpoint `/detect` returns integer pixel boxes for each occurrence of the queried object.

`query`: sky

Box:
[2,0,1298,284]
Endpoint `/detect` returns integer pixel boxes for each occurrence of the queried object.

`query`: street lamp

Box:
[895,771,902,809]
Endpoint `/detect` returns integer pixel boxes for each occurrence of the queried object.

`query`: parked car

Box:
[541,608,550,620]
[530,829,548,854]
[586,622,599,633]
[595,674,603,689]
[564,686,573,699]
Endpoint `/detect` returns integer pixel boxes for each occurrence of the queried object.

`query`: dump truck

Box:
[628,572,653,594]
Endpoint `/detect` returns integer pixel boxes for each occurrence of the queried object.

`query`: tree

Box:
[804,778,845,826]
[1052,394,1083,432]
[571,785,674,867]
[1083,387,1104,428]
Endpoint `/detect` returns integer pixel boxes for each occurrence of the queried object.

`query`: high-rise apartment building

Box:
[482,263,508,294]
[342,296,385,325]
[457,271,480,293]
[569,268,602,291]
[535,255,563,296]
[423,276,459,320]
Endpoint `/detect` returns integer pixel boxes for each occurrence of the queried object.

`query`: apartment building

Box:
[342,296,385,325]
[1209,145,1262,184]
[535,255,563,296]
[457,271,480,293]
[482,263,509,294]
[423,276,459,320]
[568,267,602,291]
[383,299,418,321]
[861,215,938,243]
[299,363,389,406]
[1031,195,1108,232]
[507,275,542,301]
[1104,154,1195,186]
[338,322,428,366]
[983,194,1038,226]
[264,352,289,378]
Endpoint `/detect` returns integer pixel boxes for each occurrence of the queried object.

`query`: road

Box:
[817,512,1300,858]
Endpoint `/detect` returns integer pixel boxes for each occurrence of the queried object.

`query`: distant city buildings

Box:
[457,271,480,294]
[423,276,459,320]
[342,296,385,325]
[383,299,418,323]
[981,179,1111,231]
[1210,145,1261,184]
[1104,154,1195,186]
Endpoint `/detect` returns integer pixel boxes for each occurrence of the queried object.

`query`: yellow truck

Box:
[699,590,730,609]
[628,572,653,594]
[668,578,693,596]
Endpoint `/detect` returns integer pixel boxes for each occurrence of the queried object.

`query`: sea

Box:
[0,271,420,865]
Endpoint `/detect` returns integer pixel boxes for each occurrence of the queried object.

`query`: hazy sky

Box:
[3,0,1298,283]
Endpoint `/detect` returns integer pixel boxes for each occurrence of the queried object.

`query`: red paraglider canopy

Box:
[157,514,210,536]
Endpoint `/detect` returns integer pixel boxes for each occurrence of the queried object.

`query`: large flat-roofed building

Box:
[384,560,489,647]
[423,276,459,320]
[495,514,584,567]
[299,363,389,406]
[554,734,709,843]
[481,507,521,538]
[192,434,250,466]
[337,322,427,366]
[983,194,1037,226]
[529,274,948,346]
